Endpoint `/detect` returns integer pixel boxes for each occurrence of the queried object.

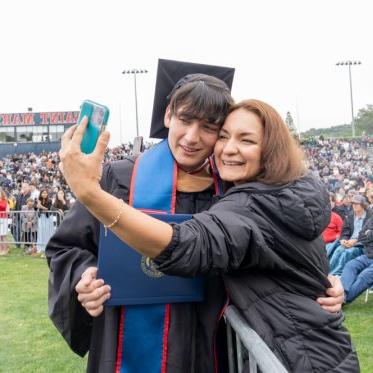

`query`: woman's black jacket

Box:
[155,173,359,372]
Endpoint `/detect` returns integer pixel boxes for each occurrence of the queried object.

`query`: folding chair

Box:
[364,287,373,303]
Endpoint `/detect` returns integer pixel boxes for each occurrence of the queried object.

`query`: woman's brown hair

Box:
[229,99,306,185]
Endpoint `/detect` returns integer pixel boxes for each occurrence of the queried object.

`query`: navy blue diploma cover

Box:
[97,213,204,306]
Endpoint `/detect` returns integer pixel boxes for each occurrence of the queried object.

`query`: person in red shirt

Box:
[324,193,344,256]
[0,190,9,255]
[323,211,344,244]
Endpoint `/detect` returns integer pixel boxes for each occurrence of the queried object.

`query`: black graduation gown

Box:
[46,157,227,373]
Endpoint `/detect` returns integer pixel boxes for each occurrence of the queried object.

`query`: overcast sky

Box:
[0,0,372,145]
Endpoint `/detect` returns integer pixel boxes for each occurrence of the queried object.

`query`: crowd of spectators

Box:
[0,137,371,304]
[0,142,150,256]
[304,137,373,197]
[0,141,154,216]
[304,137,373,304]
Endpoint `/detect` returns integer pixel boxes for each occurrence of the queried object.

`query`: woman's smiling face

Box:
[214,108,263,185]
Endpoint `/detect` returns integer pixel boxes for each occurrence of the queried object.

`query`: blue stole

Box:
[115,139,223,373]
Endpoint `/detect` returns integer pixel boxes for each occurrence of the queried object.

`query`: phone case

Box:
[78,100,110,154]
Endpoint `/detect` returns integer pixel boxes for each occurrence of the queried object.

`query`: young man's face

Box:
[165,106,220,171]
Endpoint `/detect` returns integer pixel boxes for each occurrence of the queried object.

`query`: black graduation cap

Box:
[150,59,235,139]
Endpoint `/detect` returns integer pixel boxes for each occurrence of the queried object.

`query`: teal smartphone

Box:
[77,100,110,154]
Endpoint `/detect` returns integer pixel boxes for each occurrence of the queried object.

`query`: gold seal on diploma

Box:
[141,256,164,278]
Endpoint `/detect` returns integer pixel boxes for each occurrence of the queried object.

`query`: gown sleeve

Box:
[46,158,134,356]
[46,199,100,356]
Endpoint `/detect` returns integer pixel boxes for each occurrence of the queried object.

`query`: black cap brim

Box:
[150,59,235,139]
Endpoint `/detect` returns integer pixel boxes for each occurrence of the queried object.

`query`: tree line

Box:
[284,105,373,139]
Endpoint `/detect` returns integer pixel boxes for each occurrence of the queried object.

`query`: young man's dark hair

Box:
[168,73,233,126]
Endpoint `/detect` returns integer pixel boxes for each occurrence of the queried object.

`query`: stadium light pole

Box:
[336,60,362,138]
[122,68,148,137]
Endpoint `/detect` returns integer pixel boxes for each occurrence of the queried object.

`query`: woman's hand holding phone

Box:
[59,115,110,203]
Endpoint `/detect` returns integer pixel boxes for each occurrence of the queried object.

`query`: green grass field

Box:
[0,247,372,372]
[0,248,87,373]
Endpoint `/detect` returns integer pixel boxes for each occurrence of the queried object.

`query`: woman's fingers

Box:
[60,116,88,154]
[60,124,78,150]
[93,131,110,161]
[71,116,89,148]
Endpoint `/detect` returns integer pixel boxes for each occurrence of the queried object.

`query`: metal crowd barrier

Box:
[2,210,64,249]
[224,305,288,373]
